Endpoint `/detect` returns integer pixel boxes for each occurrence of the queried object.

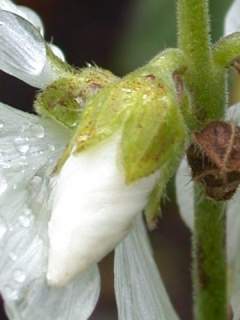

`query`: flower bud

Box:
[48,57,188,286]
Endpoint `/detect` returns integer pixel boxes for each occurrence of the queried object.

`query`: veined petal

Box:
[0,11,64,88]
[114,215,179,320]
[0,0,44,35]
[48,134,160,287]
[0,102,100,320]
[224,0,240,35]
[175,157,194,230]
[17,5,44,36]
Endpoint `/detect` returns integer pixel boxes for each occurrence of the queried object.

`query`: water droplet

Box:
[0,162,11,169]
[16,144,30,154]
[13,270,26,283]
[48,144,55,152]
[31,176,42,188]
[32,125,45,138]
[18,214,34,228]
[0,121,4,129]
[23,207,32,216]
[0,178,7,195]
[9,252,17,261]
[14,136,27,144]
[4,285,19,301]
[0,217,7,240]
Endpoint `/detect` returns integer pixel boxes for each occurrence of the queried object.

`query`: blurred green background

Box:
[0,1,234,319]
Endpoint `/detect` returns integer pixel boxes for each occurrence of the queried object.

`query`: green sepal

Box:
[35,67,118,129]
[70,75,157,154]
[144,142,185,229]
[121,75,187,183]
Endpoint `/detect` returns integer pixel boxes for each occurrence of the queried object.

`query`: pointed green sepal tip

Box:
[34,66,118,129]
[144,143,185,229]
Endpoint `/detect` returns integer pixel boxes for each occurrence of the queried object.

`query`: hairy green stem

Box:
[177,0,227,319]
[177,0,225,124]
[194,187,227,320]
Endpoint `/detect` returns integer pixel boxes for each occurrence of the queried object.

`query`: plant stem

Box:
[177,0,227,319]
[177,0,225,124]
[193,187,227,320]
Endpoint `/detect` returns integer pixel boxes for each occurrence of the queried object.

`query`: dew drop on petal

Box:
[9,253,17,262]
[18,214,34,228]
[31,176,42,189]
[12,184,17,190]
[23,207,32,216]
[16,144,30,154]
[14,136,27,144]
[0,121,4,129]
[0,217,7,240]
[13,270,26,283]
[48,144,55,152]
[32,125,45,138]
[4,285,19,301]
[0,178,8,195]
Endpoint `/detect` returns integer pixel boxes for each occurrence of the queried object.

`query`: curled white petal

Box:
[0,102,99,320]
[114,215,179,320]
[0,0,44,35]
[175,157,194,230]
[0,10,63,88]
[224,0,240,35]
[48,134,159,287]
[17,5,44,36]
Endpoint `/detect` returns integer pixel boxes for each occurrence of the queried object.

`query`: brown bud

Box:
[187,121,240,201]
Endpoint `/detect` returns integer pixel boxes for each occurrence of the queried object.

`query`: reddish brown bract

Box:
[187,121,240,201]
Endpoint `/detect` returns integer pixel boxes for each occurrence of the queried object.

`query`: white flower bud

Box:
[47,135,159,287]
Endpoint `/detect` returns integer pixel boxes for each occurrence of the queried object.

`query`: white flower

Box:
[0,0,67,88]
[175,103,240,320]
[0,2,179,320]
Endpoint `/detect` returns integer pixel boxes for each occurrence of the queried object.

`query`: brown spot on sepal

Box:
[187,121,240,201]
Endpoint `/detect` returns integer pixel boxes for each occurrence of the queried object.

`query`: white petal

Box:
[175,157,194,230]
[226,103,240,262]
[0,0,44,35]
[224,0,240,35]
[114,215,179,320]
[0,103,100,320]
[49,43,66,62]
[226,195,240,320]
[0,11,62,88]
[18,5,44,36]
[226,102,240,124]
[48,134,160,287]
